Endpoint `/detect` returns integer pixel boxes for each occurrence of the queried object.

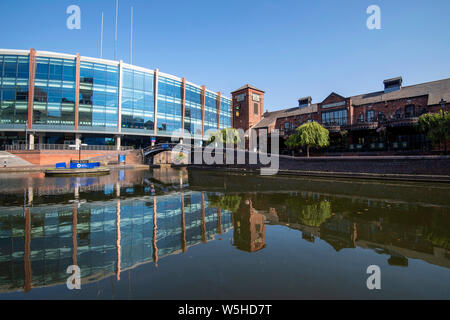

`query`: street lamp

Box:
[25,120,28,150]
[79,143,88,161]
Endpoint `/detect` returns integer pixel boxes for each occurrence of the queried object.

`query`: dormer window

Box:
[384,77,402,93]
[298,96,312,108]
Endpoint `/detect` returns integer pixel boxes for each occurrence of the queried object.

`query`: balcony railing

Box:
[5,144,134,151]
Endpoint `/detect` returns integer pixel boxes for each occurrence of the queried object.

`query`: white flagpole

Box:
[100,12,104,58]
[114,0,118,60]
[130,6,133,65]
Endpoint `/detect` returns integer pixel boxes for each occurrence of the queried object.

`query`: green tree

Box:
[207,128,241,145]
[418,111,450,153]
[285,122,330,157]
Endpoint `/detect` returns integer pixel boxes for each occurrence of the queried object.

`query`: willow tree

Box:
[285,122,329,157]
[418,111,450,153]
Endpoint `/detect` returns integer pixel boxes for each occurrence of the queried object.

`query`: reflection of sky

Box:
[104,184,114,195]
[69,177,96,189]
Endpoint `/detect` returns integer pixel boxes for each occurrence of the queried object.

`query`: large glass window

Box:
[204,91,218,133]
[33,57,76,126]
[157,76,182,134]
[121,69,154,131]
[79,61,119,129]
[321,109,347,126]
[185,84,202,136]
[219,97,232,130]
[0,55,29,125]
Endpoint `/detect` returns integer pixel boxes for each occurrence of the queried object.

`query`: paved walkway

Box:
[0,151,32,167]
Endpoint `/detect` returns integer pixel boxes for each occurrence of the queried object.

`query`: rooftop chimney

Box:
[383,77,402,93]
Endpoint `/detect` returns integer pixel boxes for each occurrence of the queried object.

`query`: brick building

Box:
[252,77,450,153]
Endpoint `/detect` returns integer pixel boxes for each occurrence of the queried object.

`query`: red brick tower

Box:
[231,84,265,131]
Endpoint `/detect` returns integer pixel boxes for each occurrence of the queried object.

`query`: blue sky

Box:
[1,0,449,111]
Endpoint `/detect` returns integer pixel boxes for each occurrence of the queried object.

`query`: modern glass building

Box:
[0,49,233,148]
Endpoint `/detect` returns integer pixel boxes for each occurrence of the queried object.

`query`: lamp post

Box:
[25,120,28,150]
[79,143,88,161]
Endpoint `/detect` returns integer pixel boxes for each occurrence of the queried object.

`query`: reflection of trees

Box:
[424,231,450,250]
[285,198,332,227]
[208,194,241,213]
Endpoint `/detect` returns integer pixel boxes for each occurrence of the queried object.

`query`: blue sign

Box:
[55,162,67,169]
[69,162,101,169]
[119,155,126,163]
[162,144,169,149]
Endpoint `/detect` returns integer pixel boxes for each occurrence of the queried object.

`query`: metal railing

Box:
[5,144,134,151]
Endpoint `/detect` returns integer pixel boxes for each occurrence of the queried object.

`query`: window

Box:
[367,110,375,122]
[284,122,290,130]
[254,102,259,115]
[357,113,364,123]
[321,109,347,125]
[405,105,415,118]
[121,68,154,131]
[157,76,182,133]
[185,84,202,135]
[236,93,246,102]
[78,61,119,128]
[377,112,385,121]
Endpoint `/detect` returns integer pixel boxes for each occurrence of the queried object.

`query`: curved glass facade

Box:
[0,49,233,144]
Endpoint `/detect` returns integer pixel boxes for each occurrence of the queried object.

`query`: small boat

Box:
[45,161,110,177]
[45,166,110,177]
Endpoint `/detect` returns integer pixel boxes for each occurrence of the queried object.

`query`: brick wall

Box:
[9,150,139,166]
[353,95,429,122]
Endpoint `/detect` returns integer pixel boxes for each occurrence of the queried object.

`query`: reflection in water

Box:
[0,192,232,293]
[0,168,449,297]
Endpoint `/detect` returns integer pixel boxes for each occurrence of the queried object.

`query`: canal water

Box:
[0,168,449,299]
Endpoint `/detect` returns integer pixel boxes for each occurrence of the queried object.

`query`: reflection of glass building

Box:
[0,192,232,293]
[0,49,232,147]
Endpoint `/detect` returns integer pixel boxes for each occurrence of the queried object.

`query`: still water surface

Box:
[0,168,449,299]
